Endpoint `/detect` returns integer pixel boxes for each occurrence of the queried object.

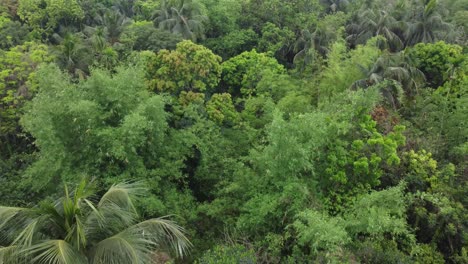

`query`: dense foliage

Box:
[0,0,467,263]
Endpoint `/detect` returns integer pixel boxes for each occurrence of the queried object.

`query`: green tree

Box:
[221,50,285,97]
[0,42,53,153]
[407,41,464,88]
[134,0,160,20]
[196,244,256,264]
[407,67,467,161]
[316,37,381,101]
[239,0,322,34]
[409,191,467,261]
[257,23,295,61]
[0,180,191,263]
[206,93,238,126]
[147,40,222,94]
[203,29,258,60]
[293,210,350,254]
[17,0,84,36]
[200,0,242,38]
[20,64,168,192]
[352,51,426,106]
[120,20,182,52]
[0,14,30,49]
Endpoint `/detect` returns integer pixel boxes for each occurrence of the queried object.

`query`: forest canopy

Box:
[0,0,467,263]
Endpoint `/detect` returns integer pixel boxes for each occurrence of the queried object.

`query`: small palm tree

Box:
[153,0,207,41]
[0,180,191,263]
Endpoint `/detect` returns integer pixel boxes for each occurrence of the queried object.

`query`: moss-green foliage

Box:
[0,13,30,49]
[317,37,381,100]
[221,50,285,97]
[21,64,168,191]
[293,210,350,254]
[409,191,467,260]
[206,93,238,125]
[408,41,465,88]
[321,114,406,212]
[407,50,467,160]
[257,23,295,57]
[147,40,222,94]
[120,20,182,52]
[345,182,411,239]
[196,244,256,264]
[18,0,84,36]
[204,29,258,60]
[0,42,53,135]
[240,0,323,33]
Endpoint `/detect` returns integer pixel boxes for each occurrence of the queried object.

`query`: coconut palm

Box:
[294,22,340,70]
[52,32,91,76]
[351,51,426,109]
[0,180,191,263]
[293,29,320,71]
[153,0,208,41]
[94,8,132,44]
[405,0,453,46]
[347,9,406,51]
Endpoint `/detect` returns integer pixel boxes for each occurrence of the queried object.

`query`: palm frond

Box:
[0,207,25,231]
[92,230,154,264]
[21,240,86,264]
[98,182,146,212]
[11,219,39,248]
[0,246,22,264]
[64,216,87,250]
[130,217,192,258]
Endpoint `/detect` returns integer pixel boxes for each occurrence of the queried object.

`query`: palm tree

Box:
[112,0,136,18]
[52,32,91,75]
[94,8,132,45]
[405,0,453,46]
[0,180,191,263]
[347,9,406,51]
[83,26,108,54]
[294,23,341,70]
[320,0,349,13]
[293,29,320,71]
[351,51,426,109]
[153,0,207,41]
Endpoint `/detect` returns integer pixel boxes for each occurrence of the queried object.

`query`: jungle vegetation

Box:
[0,0,467,263]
